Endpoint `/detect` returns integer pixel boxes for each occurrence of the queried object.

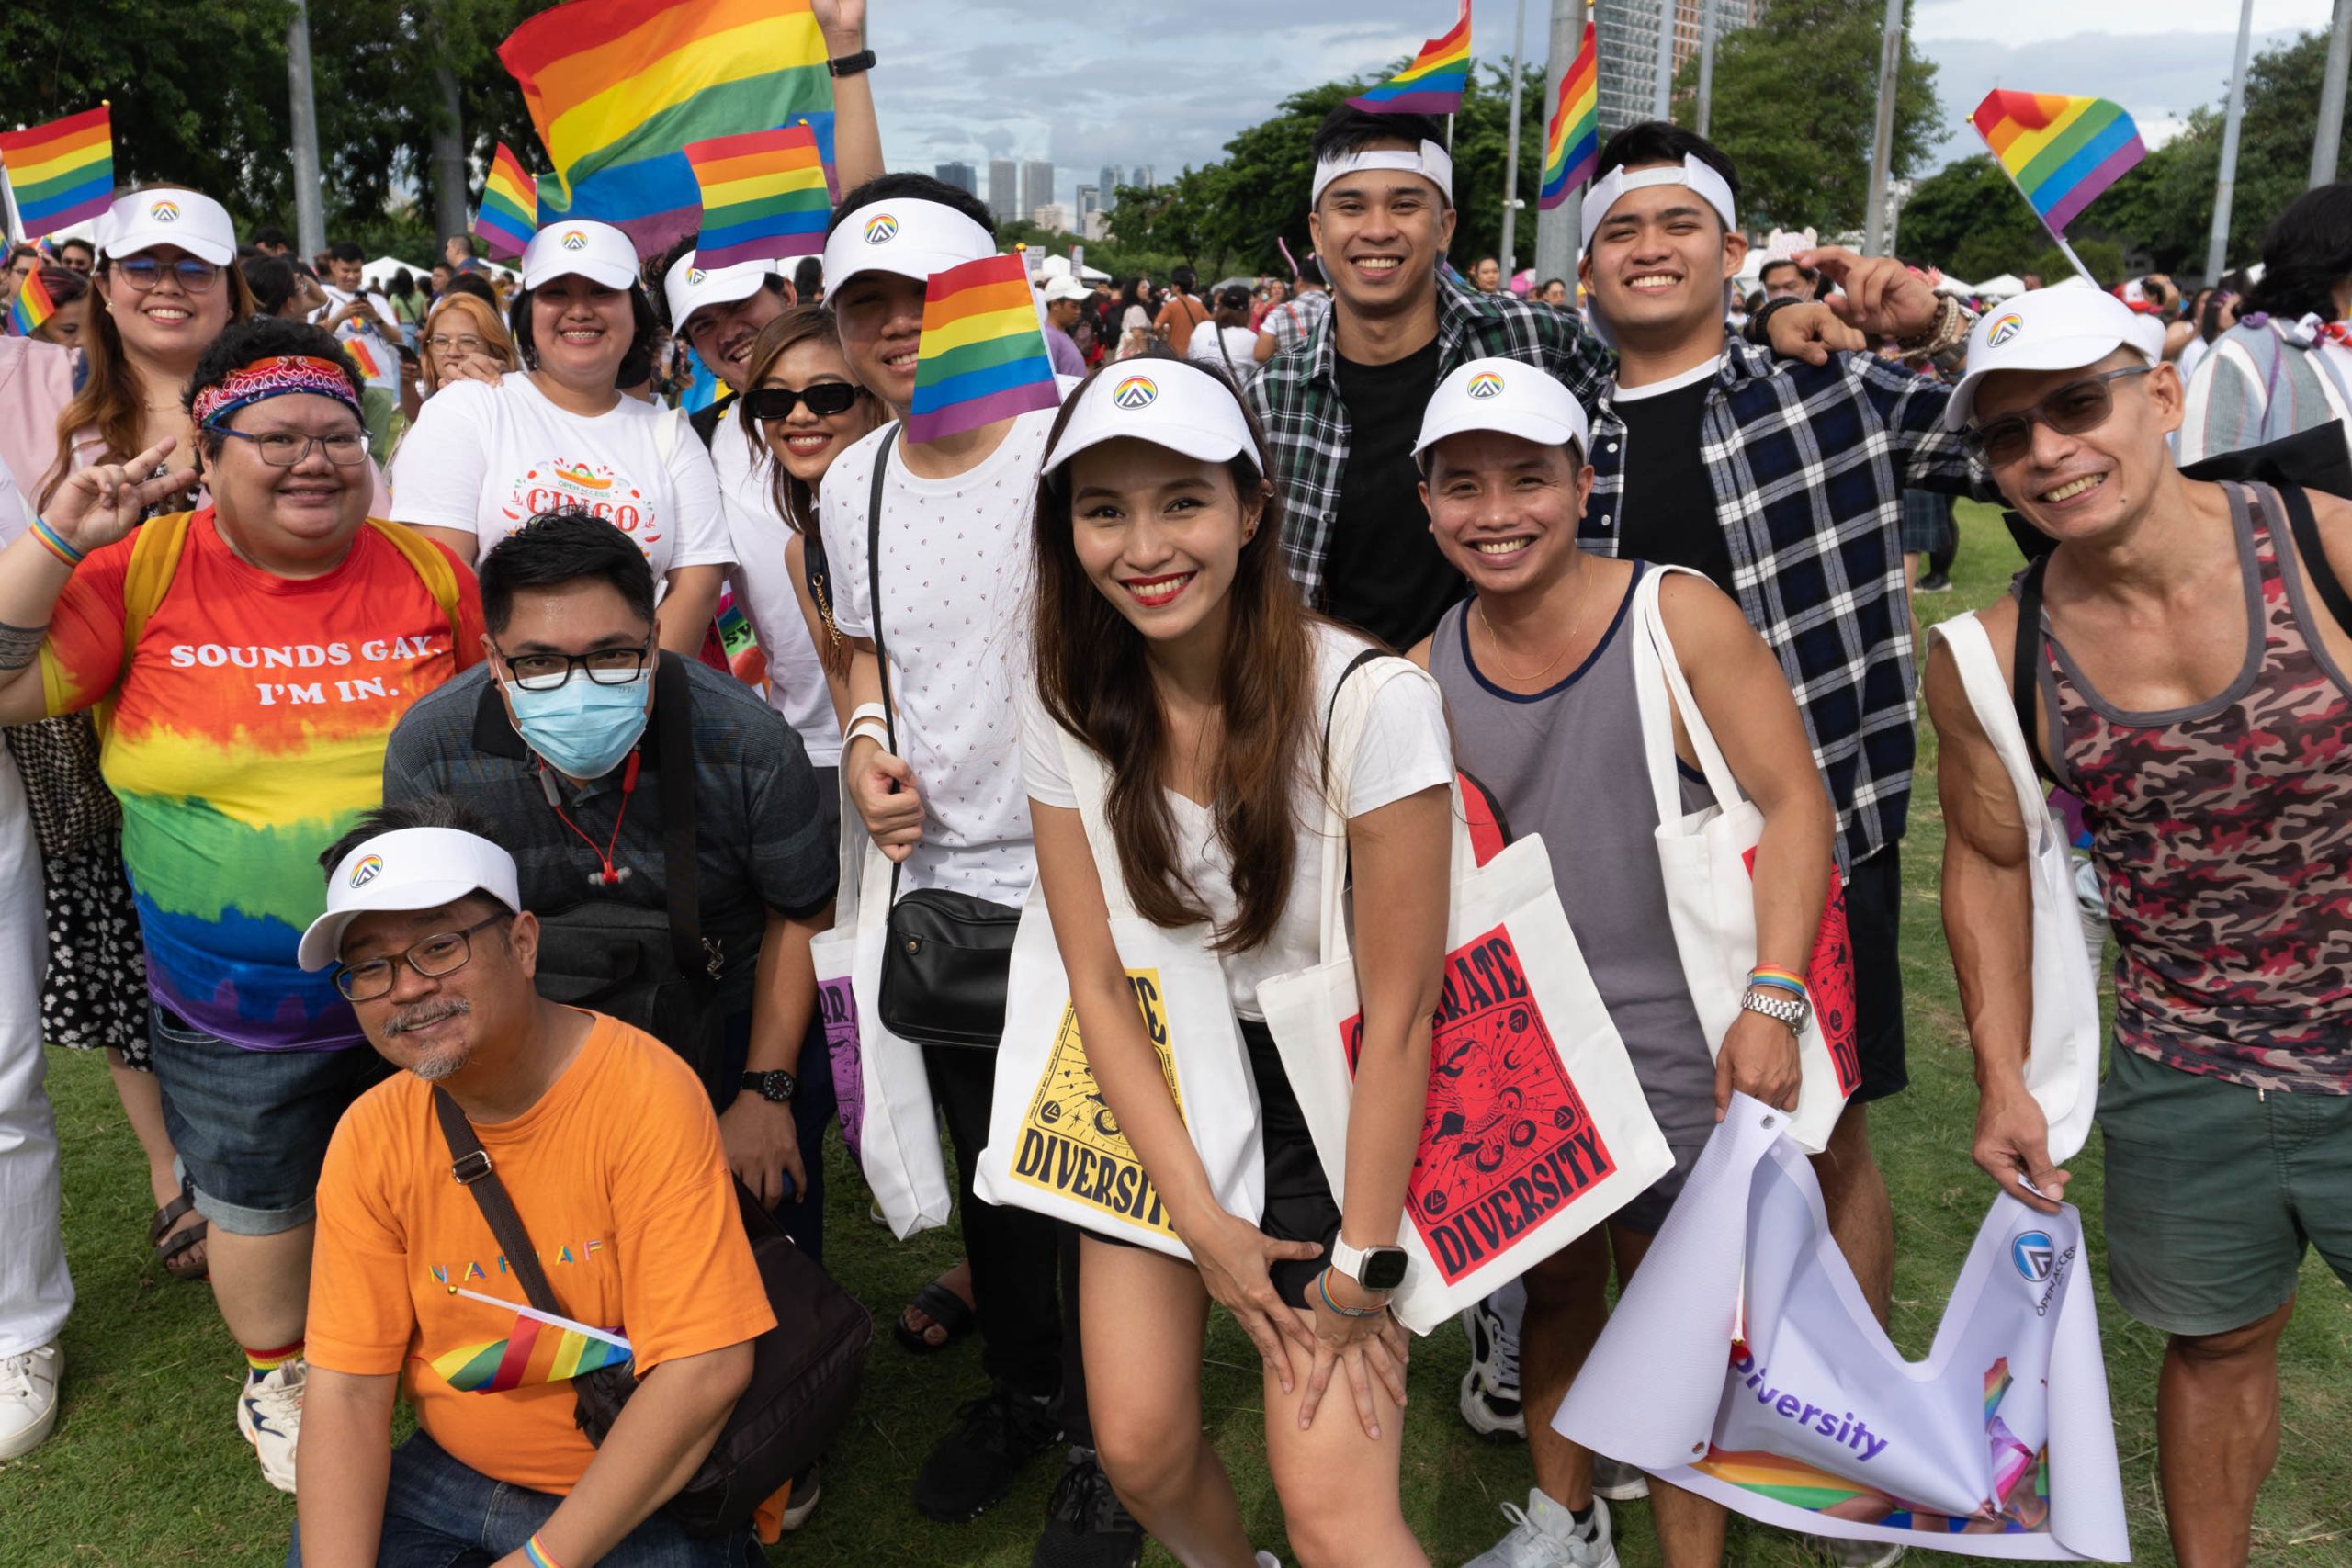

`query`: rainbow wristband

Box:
[522,1535,565,1568]
[1748,967,1809,998]
[28,515,83,568]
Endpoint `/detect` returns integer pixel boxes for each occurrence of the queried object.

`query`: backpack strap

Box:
[118,510,197,683]
[2009,554,2052,782]
[2277,482,2352,638]
[364,518,468,645]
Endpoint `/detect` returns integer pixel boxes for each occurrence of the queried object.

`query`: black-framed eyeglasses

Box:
[114,254,223,293]
[1964,366,2152,467]
[743,382,865,423]
[209,427,372,467]
[334,911,510,1002]
[492,638,654,691]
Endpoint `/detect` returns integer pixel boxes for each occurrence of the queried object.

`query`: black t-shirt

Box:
[1609,367,1734,594]
[1324,337,1461,648]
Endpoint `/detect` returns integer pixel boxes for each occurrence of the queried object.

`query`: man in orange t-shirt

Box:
[1152,264,1210,355]
[290,801,772,1568]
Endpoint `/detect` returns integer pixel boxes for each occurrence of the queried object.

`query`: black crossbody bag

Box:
[865,427,1022,1049]
[430,1088,871,1538]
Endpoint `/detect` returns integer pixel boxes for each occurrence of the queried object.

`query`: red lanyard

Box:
[542,750,640,886]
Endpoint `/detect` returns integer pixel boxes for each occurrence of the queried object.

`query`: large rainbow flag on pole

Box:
[0,106,115,234]
[684,123,831,267]
[474,143,538,260]
[1348,0,1473,116]
[1969,91,2144,239]
[907,253,1062,446]
[1539,21,1599,211]
[497,0,834,255]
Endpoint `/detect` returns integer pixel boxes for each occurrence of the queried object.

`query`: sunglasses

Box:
[743,382,865,423]
[1963,366,2151,467]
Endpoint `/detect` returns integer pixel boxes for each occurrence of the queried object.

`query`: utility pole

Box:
[2208,0,2256,281]
[2313,0,2352,187]
[1861,0,1904,256]
[1533,0,1584,288]
[287,0,326,256]
[1695,0,1720,136]
[1654,0,1676,119]
[1500,0,1530,276]
[431,59,470,245]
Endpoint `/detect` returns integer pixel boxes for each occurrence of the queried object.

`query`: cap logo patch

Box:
[149,199,181,222]
[1466,371,1505,399]
[864,214,899,244]
[349,853,384,888]
[560,230,589,251]
[1988,313,2025,347]
[688,267,707,284]
[1112,376,1158,410]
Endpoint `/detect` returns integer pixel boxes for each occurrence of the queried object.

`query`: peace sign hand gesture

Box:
[44,436,199,555]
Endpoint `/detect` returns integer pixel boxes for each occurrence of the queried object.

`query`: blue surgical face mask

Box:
[503,669,651,778]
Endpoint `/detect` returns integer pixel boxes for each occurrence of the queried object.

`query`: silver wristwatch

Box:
[1740,987,1811,1036]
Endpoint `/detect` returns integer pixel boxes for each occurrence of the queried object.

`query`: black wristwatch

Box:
[828,48,876,77]
[740,1069,798,1103]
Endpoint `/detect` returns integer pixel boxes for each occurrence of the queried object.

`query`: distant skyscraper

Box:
[1131,164,1157,190]
[1593,0,1759,141]
[935,161,978,196]
[1076,184,1100,229]
[988,159,1018,219]
[1098,164,1124,206]
[1022,160,1055,222]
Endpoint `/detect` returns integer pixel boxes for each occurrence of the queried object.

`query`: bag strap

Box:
[1628,563,1745,820]
[364,518,468,647]
[1308,648,1413,965]
[2278,481,2352,638]
[2010,554,2052,781]
[865,425,906,910]
[654,651,711,980]
[118,510,197,685]
[1925,613,2057,860]
[431,1086,564,1315]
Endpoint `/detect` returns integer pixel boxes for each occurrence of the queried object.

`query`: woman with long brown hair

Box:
[415,290,518,396]
[1023,358,1452,1567]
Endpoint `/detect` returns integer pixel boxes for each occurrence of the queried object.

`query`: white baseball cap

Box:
[663,252,772,330]
[1041,275,1091,304]
[521,220,640,292]
[298,828,523,972]
[99,188,237,267]
[1413,357,1591,467]
[1944,288,2168,430]
[820,197,996,296]
[1043,360,1257,475]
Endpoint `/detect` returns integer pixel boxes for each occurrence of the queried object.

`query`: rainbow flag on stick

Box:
[0,106,115,233]
[10,267,57,339]
[906,253,1061,446]
[428,1287,633,1393]
[1539,21,1599,211]
[684,123,830,267]
[1349,0,1473,116]
[1969,90,2144,280]
[475,143,538,260]
[498,0,835,255]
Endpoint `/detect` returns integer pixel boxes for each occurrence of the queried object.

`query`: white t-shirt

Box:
[314,286,401,392]
[388,376,732,580]
[819,412,1057,910]
[1185,323,1259,378]
[1023,625,1454,1017]
[710,400,841,766]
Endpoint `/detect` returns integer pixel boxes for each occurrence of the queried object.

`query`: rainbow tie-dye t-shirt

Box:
[40,510,484,1050]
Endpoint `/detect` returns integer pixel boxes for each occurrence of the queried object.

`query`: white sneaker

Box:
[1465,1491,1617,1568]
[1591,1455,1651,1501]
[1255,1554,1280,1568]
[236,1359,305,1494]
[0,1341,62,1460]
[1811,1536,1905,1568]
[1458,1295,1525,1438]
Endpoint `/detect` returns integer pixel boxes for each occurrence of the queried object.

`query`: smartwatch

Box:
[1329,1236,1408,1294]
[740,1069,798,1103]
[828,48,876,77]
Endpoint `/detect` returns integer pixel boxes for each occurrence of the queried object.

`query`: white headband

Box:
[1311,140,1455,207]
[1579,155,1738,238]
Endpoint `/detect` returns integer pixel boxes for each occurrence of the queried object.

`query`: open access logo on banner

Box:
[1010,970,1183,1241]
[1343,923,1616,1283]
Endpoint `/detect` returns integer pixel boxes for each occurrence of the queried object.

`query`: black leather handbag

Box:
[863,427,1020,1050]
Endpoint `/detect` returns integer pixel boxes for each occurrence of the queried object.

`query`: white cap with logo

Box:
[521,220,641,292]
[298,829,523,972]
[663,252,772,330]
[820,198,997,297]
[1413,356,1591,466]
[1945,287,2168,430]
[99,188,238,267]
[1043,360,1257,475]
[1041,274,1091,304]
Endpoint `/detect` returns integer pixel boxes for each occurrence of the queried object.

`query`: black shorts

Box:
[1843,843,1907,1104]
[1085,1018,1340,1309]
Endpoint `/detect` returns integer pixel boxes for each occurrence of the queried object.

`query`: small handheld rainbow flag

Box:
[1349,0,1472,116]
[906,253,1062,445]
[1970,91,2144,237]
[0,106,115,233]
[428,1288,633,1393]
[10,268,58,339]
[684,122,830,268]
[344,337,384,379]
[475,143,538,261]
[1539,22,1599,211]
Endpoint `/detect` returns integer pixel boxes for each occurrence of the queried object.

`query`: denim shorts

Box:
[146,1006,389,1236]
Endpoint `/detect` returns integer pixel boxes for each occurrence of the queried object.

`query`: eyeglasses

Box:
[743,382,865,423]
[113,255,223,293]
[492,639,653,691]
[334,911,509,1002]
[1963,366,2152,467]
[210,428,372,467]
[424,333,491,357]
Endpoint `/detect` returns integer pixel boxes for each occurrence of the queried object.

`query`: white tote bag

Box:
[975,729,1263,1258]
[1255,656,1673,1335]
[1925,614,2103,1165]
[1627,566,1859,1155]
[1556,1097,2129,1562]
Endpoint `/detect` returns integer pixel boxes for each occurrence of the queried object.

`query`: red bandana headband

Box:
[192,355,363,429]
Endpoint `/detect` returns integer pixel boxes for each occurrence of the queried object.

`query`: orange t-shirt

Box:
[1155,293,1209,355]
[307,1011,774,1495]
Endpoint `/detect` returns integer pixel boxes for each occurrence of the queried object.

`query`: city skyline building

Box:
[988,158,1019,219]
[935,161,977,196]
[1021,159,1056,221]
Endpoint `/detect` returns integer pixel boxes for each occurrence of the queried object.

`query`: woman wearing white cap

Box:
[390,220,730,656]
[1024,358,1453,1567]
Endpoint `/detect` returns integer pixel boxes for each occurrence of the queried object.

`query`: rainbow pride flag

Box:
[1970,90,2143,236]
[0,106,115,233]
[10,267,57,339]
[1349,0,1472,116]
[907,253,1061,445]
[684,123,830,268]
[498,0,834,254]
[1539,21,1599,211]
[430,1309,632,1393]
[475,143,538,260]
[344,337,384,379]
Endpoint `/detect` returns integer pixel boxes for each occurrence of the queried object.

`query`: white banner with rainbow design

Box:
[1555,1098,2130,1561]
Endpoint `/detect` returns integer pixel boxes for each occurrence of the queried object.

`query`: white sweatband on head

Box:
[1580,154,1738,239]
[1311,140,1455,208]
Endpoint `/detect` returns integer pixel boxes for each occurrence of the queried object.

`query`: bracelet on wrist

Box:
[1316,1267,1385,1319]
[28,515,85,568]
[1747,966,1809,998]
[522,1534,566,1568]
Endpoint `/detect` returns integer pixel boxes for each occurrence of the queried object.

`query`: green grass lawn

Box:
[5,501,2347,1565]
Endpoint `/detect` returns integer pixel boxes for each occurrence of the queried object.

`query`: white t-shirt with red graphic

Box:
[388,375,731,579]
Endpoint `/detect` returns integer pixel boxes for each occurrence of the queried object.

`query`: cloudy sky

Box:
[861,0,2339,206]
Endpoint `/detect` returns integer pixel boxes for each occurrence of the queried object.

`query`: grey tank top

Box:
[1430,564,1720,1145]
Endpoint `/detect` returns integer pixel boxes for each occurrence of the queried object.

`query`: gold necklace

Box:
[1475,571,1589,685]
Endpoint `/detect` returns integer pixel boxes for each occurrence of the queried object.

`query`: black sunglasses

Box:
[743,382,865,423]
[1964,366,2152,467]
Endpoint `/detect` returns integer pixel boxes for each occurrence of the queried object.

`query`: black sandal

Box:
[893,1275,976,1354]
[148,1182,209,1283]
